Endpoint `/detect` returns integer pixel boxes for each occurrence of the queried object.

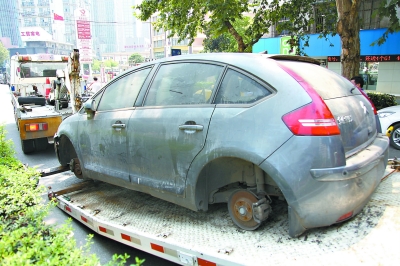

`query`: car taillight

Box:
[278,62,340,136]
[282,103,340,136]
[25,123,48,132]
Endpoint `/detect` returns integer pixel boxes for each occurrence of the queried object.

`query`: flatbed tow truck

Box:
[10,50,83,154]
[44,163,400,265]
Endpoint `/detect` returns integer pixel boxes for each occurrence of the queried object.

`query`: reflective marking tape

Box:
[150,243,179,258]
[198,258,217,266]
[99,226,114,236]
[120,233,141,245]
[151,243,164,253]
[80,215,93,226]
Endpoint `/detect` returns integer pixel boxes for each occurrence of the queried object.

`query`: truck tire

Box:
[21,139,35,154]
[34,138,48,151]
[18,97,46,106]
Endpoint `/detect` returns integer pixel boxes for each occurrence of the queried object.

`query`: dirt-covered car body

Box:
[55,53,389,237]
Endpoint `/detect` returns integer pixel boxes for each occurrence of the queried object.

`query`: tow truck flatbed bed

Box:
[50,166,400,265]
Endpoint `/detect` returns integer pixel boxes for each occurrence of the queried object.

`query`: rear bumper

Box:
[261,134,389,237]
[18,116,62,140]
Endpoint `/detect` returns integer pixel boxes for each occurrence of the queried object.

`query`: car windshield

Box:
[19,62,68,78]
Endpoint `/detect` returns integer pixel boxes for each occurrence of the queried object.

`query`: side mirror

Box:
[83,99,96,119]
[83,99,96,111]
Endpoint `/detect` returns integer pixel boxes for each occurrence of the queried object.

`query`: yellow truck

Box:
[10,51,82,154]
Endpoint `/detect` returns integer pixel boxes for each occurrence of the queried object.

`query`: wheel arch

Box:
[55,133,78,166]
[190,154,292,212]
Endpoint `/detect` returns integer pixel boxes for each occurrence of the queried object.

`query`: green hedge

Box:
[0,125,141,265]
[366,92,397,110]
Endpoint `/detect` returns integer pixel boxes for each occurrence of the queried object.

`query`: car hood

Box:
[378,105,400,114]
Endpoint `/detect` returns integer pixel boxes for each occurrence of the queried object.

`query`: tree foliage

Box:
[129,53,145,64]
[0,41,9,67]
[372,0,400,46]
[203,16,252,52]
[103,59,119,68]
[91,59,101,71]
[135,0,399,78]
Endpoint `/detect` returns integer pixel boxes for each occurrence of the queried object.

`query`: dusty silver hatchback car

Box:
[55,53,389,237]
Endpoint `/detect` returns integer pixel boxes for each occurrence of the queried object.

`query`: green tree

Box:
[372,0,400,46]
[129,53,144,65]
[203,16,252,52]
[91,59,101,71]
[0,42,9,66]
[103,59,119,68]
[135,0,399,79]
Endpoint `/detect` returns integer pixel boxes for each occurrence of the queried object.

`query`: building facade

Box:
[253,0,400,95]
[0,0,22,47]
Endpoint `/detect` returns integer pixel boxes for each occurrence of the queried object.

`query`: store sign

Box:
[74,8,92,63]
[20,27,52,41]
[361,55,400,62]
[327,55,400,62]
[280,36,297,55]
[327,56,341,62]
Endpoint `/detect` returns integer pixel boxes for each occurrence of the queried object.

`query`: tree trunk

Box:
[224,21,247,52]
[336,0,361,79]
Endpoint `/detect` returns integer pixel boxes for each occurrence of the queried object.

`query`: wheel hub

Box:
[228,190,261,230]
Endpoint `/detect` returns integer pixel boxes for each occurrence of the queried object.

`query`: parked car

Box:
[378,105,400,149]
[54,53,389,237]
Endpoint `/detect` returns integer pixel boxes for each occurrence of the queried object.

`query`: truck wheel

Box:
[34,138,48,151]
[228,190,261,230]
[21,139,35,154]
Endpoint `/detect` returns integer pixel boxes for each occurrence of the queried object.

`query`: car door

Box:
[78,67,152,181]
[128,62,224,195]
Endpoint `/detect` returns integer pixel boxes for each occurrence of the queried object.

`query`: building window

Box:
[359,62,379,90]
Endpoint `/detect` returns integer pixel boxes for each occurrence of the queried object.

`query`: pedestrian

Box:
[87,77,102,94]
[351,76,364,91]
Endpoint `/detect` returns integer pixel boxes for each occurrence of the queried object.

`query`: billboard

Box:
[74,8,93,63]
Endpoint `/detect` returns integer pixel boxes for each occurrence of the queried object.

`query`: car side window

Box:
[215,69,271,104]
[97,67,151,111]
[144,63,223,106]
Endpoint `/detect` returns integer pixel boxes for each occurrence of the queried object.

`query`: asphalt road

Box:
[0,85,177,266]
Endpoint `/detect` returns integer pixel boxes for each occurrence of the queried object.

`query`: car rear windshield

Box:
[277,61,361,99]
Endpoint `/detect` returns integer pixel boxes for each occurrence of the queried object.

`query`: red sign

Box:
[77,20,91,39]
[327,56,340,62]
[361,55,400,62]
[327,55,400,62]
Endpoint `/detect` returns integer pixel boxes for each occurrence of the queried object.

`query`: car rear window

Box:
[277,61,361,99]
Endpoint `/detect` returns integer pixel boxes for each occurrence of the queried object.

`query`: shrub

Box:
[366,92,397,110]
[0,125,141,265]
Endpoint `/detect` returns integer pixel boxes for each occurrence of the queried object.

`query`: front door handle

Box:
[178,124,203,131]
[112,120,126,129]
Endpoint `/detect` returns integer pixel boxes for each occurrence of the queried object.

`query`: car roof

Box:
[129,53,320,73]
